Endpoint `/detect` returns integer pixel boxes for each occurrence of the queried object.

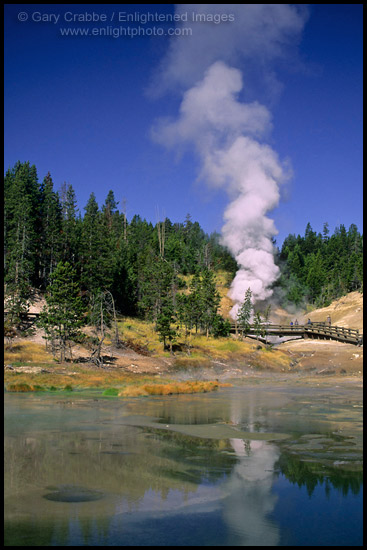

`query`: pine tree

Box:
[322,222,330,241]
[38,261,84,361]
[60,183,80,267]
[156,303,177,353]
[253,311,265,340]
[80,193,107,292]
[188,271,204,333]
[237,287,253,339]
[200,268,220,337]
[4,161,40,293]
[305,251,324,304]
[137,253,175,322]
[39,172,63,287]
[102,190,119,229]
[304,222,317,254]
[211,314,231,338]
[100,190,121,290]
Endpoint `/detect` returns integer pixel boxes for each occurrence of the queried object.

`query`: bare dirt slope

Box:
[276,292,363,376]
[301,291,363,330]
[258,291,363,330]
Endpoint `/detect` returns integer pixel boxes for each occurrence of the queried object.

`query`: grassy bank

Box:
[4,339,229,396]
[119,316,292,371]
[4,341,54,365]
[4,316,296,393]
[4,366,228,397]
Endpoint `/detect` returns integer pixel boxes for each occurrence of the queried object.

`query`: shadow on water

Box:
[4,385,363,546]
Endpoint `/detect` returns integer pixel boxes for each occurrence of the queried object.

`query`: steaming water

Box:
[4,384,363,546]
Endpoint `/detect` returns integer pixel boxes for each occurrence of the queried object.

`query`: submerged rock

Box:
[43,484,104,503]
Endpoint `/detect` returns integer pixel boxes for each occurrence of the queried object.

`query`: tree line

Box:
[4,161,236,353]
[276,221,363,307]
[4,161,363,355]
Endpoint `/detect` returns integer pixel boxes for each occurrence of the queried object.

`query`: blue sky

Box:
[4,4,363,247]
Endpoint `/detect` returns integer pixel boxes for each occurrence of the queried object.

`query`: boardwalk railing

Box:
[4,311,40,326]
[230,322,363,346]
[4,312,363,346]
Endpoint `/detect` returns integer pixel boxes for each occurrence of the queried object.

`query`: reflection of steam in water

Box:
[225,392,280,544]
[222,439,280,546]
[4,388,363,546]
[229,389,277,432]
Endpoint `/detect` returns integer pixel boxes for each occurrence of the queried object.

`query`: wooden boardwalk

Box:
[4,312,363,346]
[4,311,40,326]
[230,322,363,346]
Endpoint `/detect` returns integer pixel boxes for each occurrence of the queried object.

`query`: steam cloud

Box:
[152,5,307,317]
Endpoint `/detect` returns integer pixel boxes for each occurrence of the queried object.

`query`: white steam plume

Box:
[151,5,307,317]
[153,61,290,315]
[150,4,308,98]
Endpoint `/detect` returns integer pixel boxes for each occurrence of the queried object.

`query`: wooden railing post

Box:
[228,322,362,345]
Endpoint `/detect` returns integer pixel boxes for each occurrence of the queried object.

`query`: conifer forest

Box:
[4,161,363,341]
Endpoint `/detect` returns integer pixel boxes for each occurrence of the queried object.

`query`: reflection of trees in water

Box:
[4,425,238,546]
[144,427,238,484]
[275,452,363,497]
[5,510,113,547]
[5,517,65,546]
[5,387,363,546]
[4,427,210,500]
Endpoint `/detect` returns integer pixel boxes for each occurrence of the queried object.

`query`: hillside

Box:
[270,291,363,331]
[301,291,363,331]
[276,292,363,376]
